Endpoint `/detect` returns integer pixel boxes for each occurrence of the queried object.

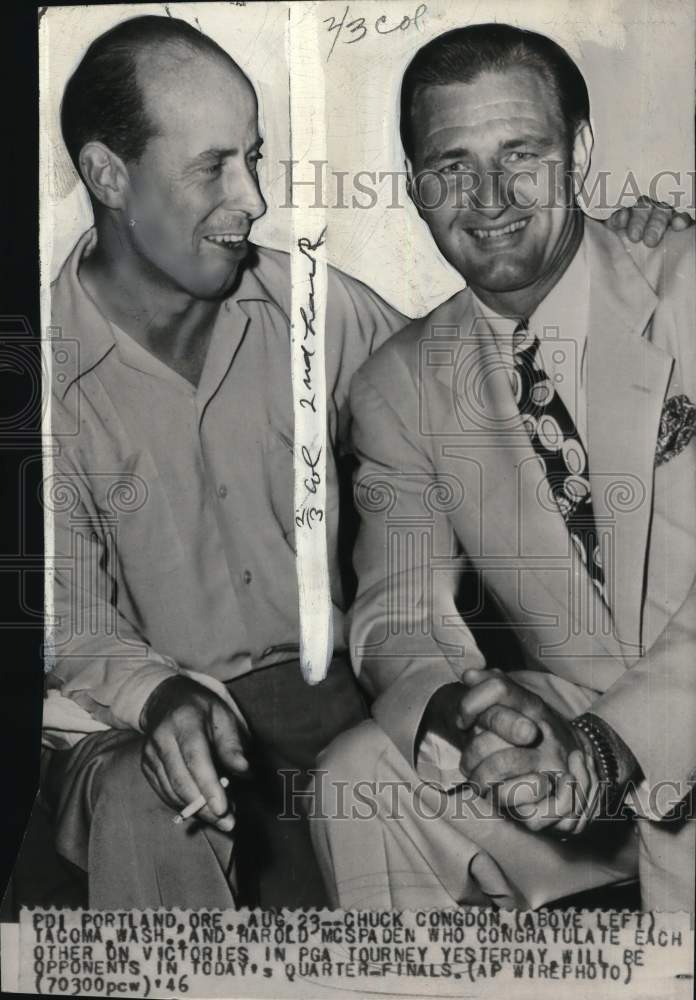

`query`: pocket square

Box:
[655,394,696,467]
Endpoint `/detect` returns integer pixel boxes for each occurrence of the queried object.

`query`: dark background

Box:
[0,0,44,914]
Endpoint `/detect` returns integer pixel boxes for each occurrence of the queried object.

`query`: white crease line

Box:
[288,3,333,685]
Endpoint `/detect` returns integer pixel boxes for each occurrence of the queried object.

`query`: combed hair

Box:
[61,15,233,175]
[400,23,590,159]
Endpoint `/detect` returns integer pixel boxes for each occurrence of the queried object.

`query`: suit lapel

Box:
[584,220,673,654]
[432,291,626,667]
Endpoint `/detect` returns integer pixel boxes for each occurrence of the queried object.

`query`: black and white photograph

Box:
[0,0,695,996]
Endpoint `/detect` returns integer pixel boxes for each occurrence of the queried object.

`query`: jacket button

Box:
[218,484,228,499]
[243,569,253,584]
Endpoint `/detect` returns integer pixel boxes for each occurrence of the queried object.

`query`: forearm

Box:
[350,368,486,766]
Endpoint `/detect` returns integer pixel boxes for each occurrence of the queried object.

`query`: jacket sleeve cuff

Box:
[371,659,463,772]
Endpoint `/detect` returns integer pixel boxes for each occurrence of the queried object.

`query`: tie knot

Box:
[512,320,538,365]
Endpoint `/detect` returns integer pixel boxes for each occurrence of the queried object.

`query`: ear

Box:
[404,156,425,219]
[78,141,130,211]
[570,121,594,196]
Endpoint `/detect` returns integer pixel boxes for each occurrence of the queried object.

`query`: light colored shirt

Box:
[471,237,590,443]
[46,229,405,742]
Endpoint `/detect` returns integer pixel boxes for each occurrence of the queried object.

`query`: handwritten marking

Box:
[291,229,333,681]
[295,232,326,522]
[288,5,333,685]
[323,3,427,60]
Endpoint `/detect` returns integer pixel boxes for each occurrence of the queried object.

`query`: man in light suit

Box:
[311,23,696,912]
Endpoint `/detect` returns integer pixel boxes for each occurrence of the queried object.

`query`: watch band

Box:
[571,712,621,812]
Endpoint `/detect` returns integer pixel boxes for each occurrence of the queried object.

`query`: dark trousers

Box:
[41,656,367,909]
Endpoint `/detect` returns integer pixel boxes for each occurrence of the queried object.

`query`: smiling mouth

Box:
[204,233,248,250]
[466,218,531,241]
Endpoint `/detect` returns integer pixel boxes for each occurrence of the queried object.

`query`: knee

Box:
[77,733,158,815]
[317,719,391,784]
[94,734,145,787]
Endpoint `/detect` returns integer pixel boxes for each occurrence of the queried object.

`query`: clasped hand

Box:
[452,669,600,835]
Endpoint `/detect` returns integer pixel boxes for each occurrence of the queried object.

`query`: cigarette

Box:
[173,776,230,824]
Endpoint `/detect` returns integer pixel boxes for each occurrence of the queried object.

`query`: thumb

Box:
[210,704,249,775]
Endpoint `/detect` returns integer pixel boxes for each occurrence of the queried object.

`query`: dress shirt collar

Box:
[51,227,276,399]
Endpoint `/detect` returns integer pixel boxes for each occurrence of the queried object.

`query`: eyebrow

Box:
[422,145,471,169]
[185,137,264,169]
[422,133,554,168]
[499,134,554,150]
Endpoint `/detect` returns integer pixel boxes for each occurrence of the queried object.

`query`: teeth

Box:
[206,234,245,246]
[469,219,529,240]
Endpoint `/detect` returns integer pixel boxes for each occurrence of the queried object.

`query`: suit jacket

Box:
[349,218,696,818]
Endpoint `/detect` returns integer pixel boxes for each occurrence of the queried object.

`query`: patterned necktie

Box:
[511,320,607,605]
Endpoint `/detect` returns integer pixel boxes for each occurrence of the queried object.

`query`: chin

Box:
[189,264,244,301]
[468,258,538,293]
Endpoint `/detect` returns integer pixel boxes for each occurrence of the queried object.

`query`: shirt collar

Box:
[51,227,275,399]
[470,233,590,357]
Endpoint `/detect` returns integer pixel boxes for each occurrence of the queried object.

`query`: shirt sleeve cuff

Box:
[110,659,182,732]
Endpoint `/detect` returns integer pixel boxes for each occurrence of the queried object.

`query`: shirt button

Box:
[217,484,228,499]
[243,569,253,584]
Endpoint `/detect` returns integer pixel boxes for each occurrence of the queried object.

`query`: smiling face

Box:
[121,48,266,300]
[407,67,591,307]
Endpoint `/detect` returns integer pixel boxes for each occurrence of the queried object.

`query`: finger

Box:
[642,204,672,247]
[158,735,231,828]
[626,197,652,242]
[176,729,235,823]
[567,748,596,834]
[512,796,557,832]
[459,667,493,691]
[606,206,629,230]
[670,211,694,230]
[475,704,540,747]
[551,750,593,834]
[552,814,582,835]
[460,727,515,775]
[208,704,249,776]
[549,770,578,826]
[142,751,181,810]
[141,755,179,811]
[498,771,555,812]
[457,675,538,731]
[469,747,539,793]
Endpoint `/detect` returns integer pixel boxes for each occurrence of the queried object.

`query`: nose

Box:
[221,161,266,222]
[469,167,510,219]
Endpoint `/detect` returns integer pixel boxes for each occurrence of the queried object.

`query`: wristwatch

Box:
[571,712,626,816]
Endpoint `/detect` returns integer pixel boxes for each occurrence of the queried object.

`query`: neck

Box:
[470,210,584,321]
[80,217,220,363]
